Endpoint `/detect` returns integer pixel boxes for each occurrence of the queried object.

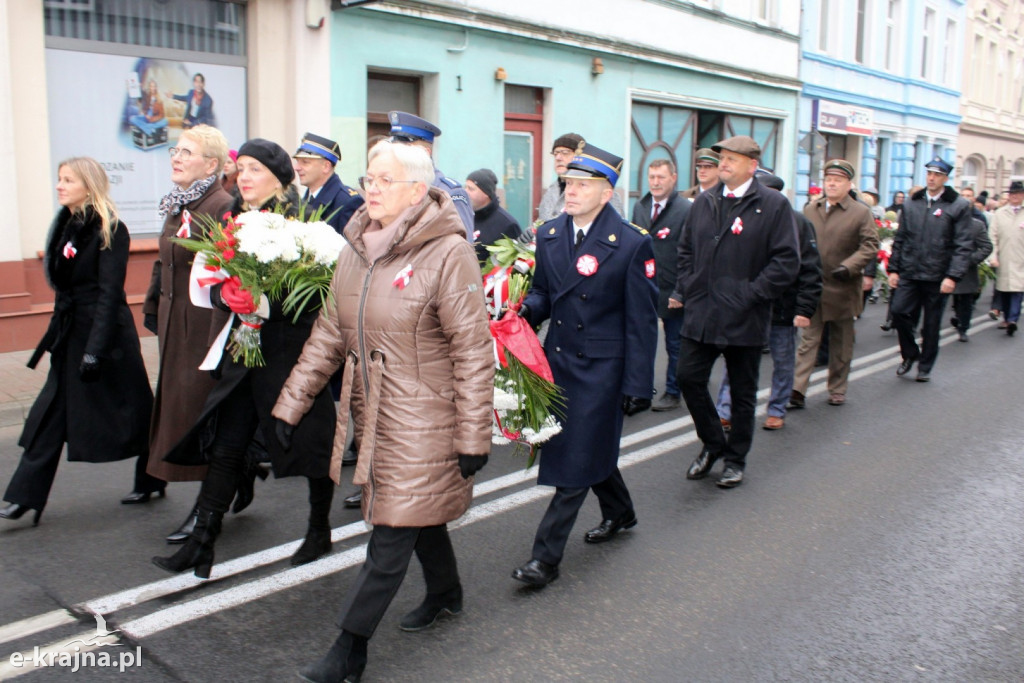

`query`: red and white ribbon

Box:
[731,217,744,235]
[393,264,413,290]
[176,209,192,239]
[62,241,77,259]
[576,254,599,276]
[933,208,943,217]
[656,227,671,240]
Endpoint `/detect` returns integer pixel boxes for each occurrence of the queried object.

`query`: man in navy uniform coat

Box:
[388,111,474,240]
[293,132,364,234]
[511,141,658,587]
[668,135,799,489]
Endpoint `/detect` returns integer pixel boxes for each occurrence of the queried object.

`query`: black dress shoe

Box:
[341,448,358,467]
[583,510,637,544]
[1008,322,1018,337]
[686,447,721,480]
[511,559,559,587]
[880,320,893,331]
[915,370,931,382]
[896,357,916,376]
[343,489,362,509]
[716,466,744,488]
[120,488,165,505]
[0,503,42,526]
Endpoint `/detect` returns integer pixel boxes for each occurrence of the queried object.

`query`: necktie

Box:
[652,202,661,223]
[575,229,584,253]
[928,198,933,209]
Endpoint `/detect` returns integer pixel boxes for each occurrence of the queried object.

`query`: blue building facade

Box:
[799,0,965,209]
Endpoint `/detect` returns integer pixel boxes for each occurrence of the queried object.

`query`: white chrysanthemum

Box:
[492,386,520,412]
[288,220,347,266]
[522,417,562,445]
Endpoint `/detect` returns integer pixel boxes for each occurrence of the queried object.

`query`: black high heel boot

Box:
[0,503,42,526]
[291,477,334,566]
[298,630,368,683]
[166,505,199,544]
[152,509,222,579]
[232,461,270,514]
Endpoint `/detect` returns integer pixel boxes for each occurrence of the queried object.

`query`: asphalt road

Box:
[0,299,1022,682]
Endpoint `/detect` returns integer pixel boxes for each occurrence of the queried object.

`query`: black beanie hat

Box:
[552,133,584,153]
[237,138,295,188]
[467,168,498,202]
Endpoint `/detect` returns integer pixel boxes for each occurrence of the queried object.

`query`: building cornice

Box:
[639,0,799,42]
[342,0,802,92]
[959,121,1024,144]
[802,52,961,98]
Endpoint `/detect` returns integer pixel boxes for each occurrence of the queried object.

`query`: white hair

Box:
[367,139,435,186]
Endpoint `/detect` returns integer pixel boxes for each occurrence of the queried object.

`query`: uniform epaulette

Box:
[628,222,649,236]
[346,187,359,196]
[439,176,459,189]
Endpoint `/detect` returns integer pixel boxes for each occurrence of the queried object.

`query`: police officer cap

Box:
[389,111,442,144]
[562,141,624,188]
[824,159,856,180]
[711,135,761,160]
[695,148,720,165]
[294,132,341,165]
[237,138,295,188]
[924,157,953,176]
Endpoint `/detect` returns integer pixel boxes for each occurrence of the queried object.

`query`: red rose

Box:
[215,240,227,249]
[222,249,235,261]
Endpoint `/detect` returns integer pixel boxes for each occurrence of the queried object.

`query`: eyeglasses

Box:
[358,175,419,191]
[168,147,209,160]
[552,150,575,159]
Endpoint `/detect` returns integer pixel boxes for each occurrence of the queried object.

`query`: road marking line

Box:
[0,610,76,647]
[0,631,120,680]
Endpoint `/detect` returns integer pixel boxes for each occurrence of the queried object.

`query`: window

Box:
[921,8,935,79]
[855,0,869,64]
[1013,159,1024,182]
[942,20,956,85]
[755,0,773,22]
[962,156,982,189]
[971,35,984,99]
[885,0,900,71]
[44,0,246,57]
[819,0,831,52]
[366,73,420,146]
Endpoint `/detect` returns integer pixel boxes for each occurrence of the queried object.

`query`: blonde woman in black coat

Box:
[0,157,156,525]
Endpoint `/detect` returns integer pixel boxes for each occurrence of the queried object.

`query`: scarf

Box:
[158,174,218,218]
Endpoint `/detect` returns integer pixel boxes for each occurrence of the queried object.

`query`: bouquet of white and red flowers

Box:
[484,237,564,466]
[174,209,346,367]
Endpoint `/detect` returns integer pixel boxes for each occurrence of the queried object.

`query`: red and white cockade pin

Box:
[933,208,943,217]
[576,254,599,276]
[645,259,656,278]
[656,227,671,240]
[731,217,744,235]
[176,209,192,238]
[393,264,414,289]
[62,241,77,259]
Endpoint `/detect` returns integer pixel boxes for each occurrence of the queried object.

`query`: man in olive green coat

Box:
[791,160,879,406]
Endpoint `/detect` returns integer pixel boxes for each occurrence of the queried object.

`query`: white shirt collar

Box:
[572,220,594,237]
[722,177,754,198]
[927,191,943,202]
[307,185,323,200]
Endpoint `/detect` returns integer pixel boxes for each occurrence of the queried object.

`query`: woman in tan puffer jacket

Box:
[273,140,493,683]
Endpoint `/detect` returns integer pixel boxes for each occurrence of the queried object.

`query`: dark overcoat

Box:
[142,183,234,481]
[672,178,800,347]
[22,208,152,462]
[473,198,523,263]
[952,217,993,295]
[304,172,364,235]
[632,192,690,318]
[523,204,658,488]
[165,188,335,479]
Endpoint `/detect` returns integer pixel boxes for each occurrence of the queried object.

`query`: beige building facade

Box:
[957,0,1024,197]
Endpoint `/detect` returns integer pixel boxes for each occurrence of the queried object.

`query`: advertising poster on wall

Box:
[45,49,247,234]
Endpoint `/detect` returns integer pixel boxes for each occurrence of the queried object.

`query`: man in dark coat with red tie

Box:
[632,158,690,411]
[511,141,658,587]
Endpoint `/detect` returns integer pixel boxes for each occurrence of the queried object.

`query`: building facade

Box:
[798,0,966,208]
[956,0,1024,199]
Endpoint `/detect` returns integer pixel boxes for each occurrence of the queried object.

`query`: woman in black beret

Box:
[153,139,337,577]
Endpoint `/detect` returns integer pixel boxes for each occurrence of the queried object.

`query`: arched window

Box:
[961,155,983,189]
[1012,158,1024,181]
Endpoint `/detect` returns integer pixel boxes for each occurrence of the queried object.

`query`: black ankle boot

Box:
[399,584,463,631]
[166,505,199,544]
[298,630,368,683]
[292,477,335,566]
[152,509,222,579]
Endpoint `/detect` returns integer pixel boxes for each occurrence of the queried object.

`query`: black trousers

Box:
[677,338,762,469]
[891,279,948,373]
[531,467,633,566]
[197,374,260,516]
[338,524,459,638]
[952,292,980,332]
[3,366,160,510]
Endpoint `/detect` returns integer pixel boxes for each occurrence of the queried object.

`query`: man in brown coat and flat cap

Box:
[791,159,879,408]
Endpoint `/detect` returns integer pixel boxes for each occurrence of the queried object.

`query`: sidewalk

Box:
[0,336,160,429]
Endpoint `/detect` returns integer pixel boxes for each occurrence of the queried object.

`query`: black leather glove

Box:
[143,313,158,334]
[517,303,533,326]
[79,353,101,383]
[275,419,295,451]
[458,454,488,479]
[830,265,851,282]
[622,395,651,416]
[208,282,232,312]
